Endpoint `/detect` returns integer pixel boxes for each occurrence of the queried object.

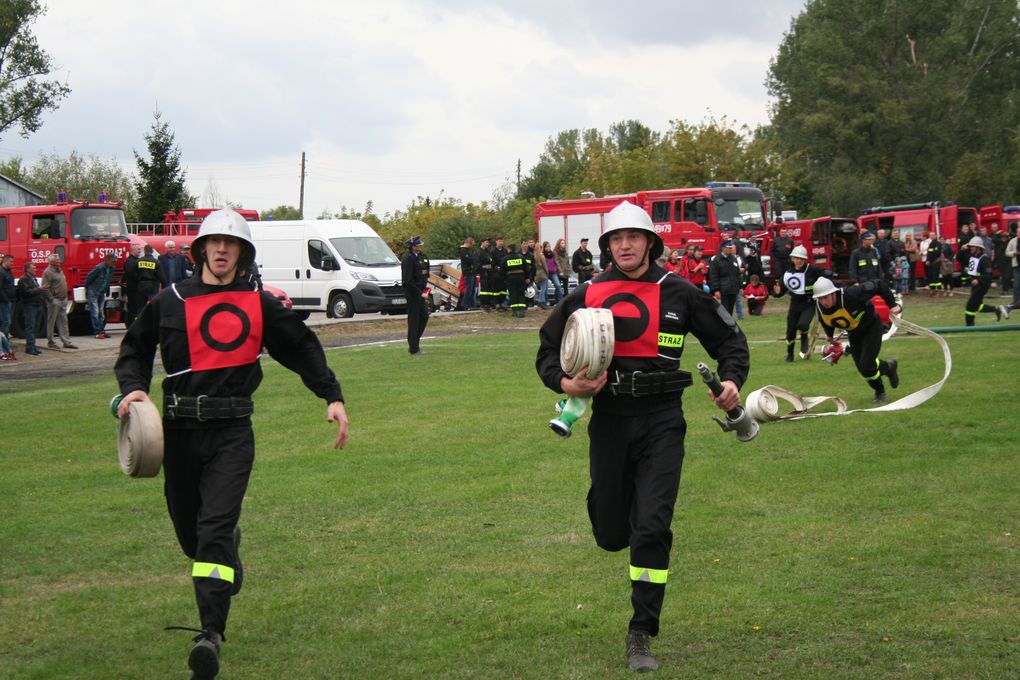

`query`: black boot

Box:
[626,629,658,672]
[189,629,222,679]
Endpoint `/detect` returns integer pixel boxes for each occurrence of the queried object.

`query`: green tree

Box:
[15,150,136,208]
[261,205,303,221]
[0,0,70,141]
[767,0,1020,214]
[133,110,194,223]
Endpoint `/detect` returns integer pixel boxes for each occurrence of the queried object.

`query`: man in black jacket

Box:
[17,261,48,355]
[572,238,595,283]
[401,236,430,354]
[115,209,348,679]
[708,240,742,315]
[458,236,479,310]
[537,201,749,673]
[849,232,885,286]
[813,276,901,404]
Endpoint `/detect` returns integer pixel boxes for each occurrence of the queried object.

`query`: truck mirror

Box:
[321,255,336,271]
[695,201,708,225]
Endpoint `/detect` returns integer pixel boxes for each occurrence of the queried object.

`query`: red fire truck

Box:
[977,204,1020,235]
[0,194,140,335]
[128,207,260,252]
[767,215,860,282]
[535,182,774,267]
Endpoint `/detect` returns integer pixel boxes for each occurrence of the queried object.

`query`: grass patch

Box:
[0,294,1016,678]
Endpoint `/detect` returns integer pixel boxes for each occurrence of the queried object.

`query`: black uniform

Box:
[122,254,141,327]
[501,247,530,315]
[924,239,943,290]
[963,250,998,325]
[770,234,794,279]
[849,245,884,286]
[707,252,742,315]
[536,264,749,638]
[572,247,595,284]
[136,254,163,308]
[477,247,495,309]
[114,276,343,639]
[772,263,828,360]
[490,245,508,308]
[816,281,897,398]
[401,248,430,353]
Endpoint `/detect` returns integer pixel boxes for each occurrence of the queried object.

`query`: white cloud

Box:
[1,0,804,216]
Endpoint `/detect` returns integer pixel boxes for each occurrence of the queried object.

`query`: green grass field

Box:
[1,294,1017,679]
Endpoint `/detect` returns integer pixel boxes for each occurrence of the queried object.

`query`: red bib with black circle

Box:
[585,280,660,357]
[185,291,263,371]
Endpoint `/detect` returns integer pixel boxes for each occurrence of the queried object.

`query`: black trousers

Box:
[587,406,686,637]
[847,325,892,393]
[164,425,254,636]
[406,292,429,352]
[506,276,526,310]
[785,302,815,350]
[964,282,995,325]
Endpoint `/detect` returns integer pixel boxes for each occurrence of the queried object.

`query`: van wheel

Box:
[329,292,354,319]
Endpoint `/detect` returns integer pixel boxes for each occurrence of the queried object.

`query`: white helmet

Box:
[598,201,664,261]
[812,276,838,299]
[966,236,985,249]
[790,245,809,260]
[524,284,537,299]
[192,209,256,270]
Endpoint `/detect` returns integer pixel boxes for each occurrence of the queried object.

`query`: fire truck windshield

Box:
[71,208,129,241]
[329,236,400,267]
[714,198,766,229]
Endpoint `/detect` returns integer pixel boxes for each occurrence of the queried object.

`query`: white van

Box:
[249,219,405,318]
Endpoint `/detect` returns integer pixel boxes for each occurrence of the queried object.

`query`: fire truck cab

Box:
[0,195,136,335]
[769,216,860,282]
[535,182,771,267]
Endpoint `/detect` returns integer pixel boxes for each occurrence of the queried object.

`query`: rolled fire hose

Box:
[744,314,951,422]
[111,395,164,477]
[549,308,614,437]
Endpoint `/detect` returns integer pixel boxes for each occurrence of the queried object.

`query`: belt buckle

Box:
[629,370,646,397]
[609,370,623,396]
[195,394,208,422]
[167,394,179,419]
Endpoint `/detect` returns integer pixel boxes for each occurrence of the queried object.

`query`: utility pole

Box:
[516,158,521,193]
[299,151,306,219]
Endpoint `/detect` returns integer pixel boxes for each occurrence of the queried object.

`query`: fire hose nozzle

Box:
[698,362,759,443]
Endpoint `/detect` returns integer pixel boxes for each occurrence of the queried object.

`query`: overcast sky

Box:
[0,0,807,217]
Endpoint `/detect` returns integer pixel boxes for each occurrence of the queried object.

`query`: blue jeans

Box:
[0,300,11,335]
[536,279,549,305]
[461,275,478,309]
[22,304,42,351]
[548,275,564,303]
[88,290,106,334]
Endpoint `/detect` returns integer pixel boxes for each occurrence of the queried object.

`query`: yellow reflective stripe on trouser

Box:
[192,561,235,583]
[630,565,669,584]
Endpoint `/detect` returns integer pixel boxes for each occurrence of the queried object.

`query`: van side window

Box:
[32,214,65,239]
[651,201,669,223]
[308,239,332,270]
[0,216,6,241]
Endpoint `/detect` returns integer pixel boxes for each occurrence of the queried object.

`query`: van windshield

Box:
[329,236,400,267]
[71,208,130,241]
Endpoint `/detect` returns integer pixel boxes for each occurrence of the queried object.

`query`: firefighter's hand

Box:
[710,380,741,412]
[561,368,607,398]
[328,401,349,449]
[971,279,978,287]
[890,305,902,315]
[117,390,152,422]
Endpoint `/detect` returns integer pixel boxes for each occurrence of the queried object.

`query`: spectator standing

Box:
[554,239,571,299]
[158,240,190,287]
[893,253,911,295]
[40,254,77,349]
[902,232,919,293]
[849,232,885,286]
[685,246,709,292]
[520,240,536,308]
[663,249,681,274]
[708,240,742,315]
[137,244,163,307]
[542,241,563,304]
[939,235,956,295]
[122,243,142,327]
[477,237,494,310]
[534,243,551,308]
[770,230,794,279]
[458,236,479,310]
[572,238,595,284]
[491,237,508,310]
[115,209,348,679]
[995,230,1012,296]
[16,261,47,355]
[742,274,769,315]
[1005,230,1020,304]
[401,236,430,354]
[84,253,117,338]
[501,242,530,317]
[923,232,944,295]
[0,255,16,359]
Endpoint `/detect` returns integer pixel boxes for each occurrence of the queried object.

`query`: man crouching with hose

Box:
[114,209,349,679]
[535,201,749,673]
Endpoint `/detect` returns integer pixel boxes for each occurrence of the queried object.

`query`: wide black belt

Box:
[608,370,693,397]
[164,395,254,421]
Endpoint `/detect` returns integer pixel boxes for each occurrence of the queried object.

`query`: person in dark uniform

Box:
[519,240,536,307]
[114,209,348,679]
[848,232,885,286]
[401,235,430,354]
[812,276,901,404]
[458,236,479,310]
[770,230,794,279]
[491,236,508,309]
[923,232,944,295]
[571,237,595,284]
[536,201,749,673]
[137,244,163,309]
[122,243,142,327]
[476,237,494,310]
[708,240,742,315]
[961,236,1003,326]
[501,242,530,317]
[771,245,830,361]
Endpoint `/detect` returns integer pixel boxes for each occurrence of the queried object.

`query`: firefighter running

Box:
[536,200,749,674]
[771,245,829,362]
[962,236,1004,326]
[812,277,901,404]
[114,209,348,679]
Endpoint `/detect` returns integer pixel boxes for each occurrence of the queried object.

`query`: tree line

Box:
[2,0,1018,259]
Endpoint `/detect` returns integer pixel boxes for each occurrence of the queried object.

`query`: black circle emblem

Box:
[786,275,803,292]
[200,303,250,352]
[602,292,649,343]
